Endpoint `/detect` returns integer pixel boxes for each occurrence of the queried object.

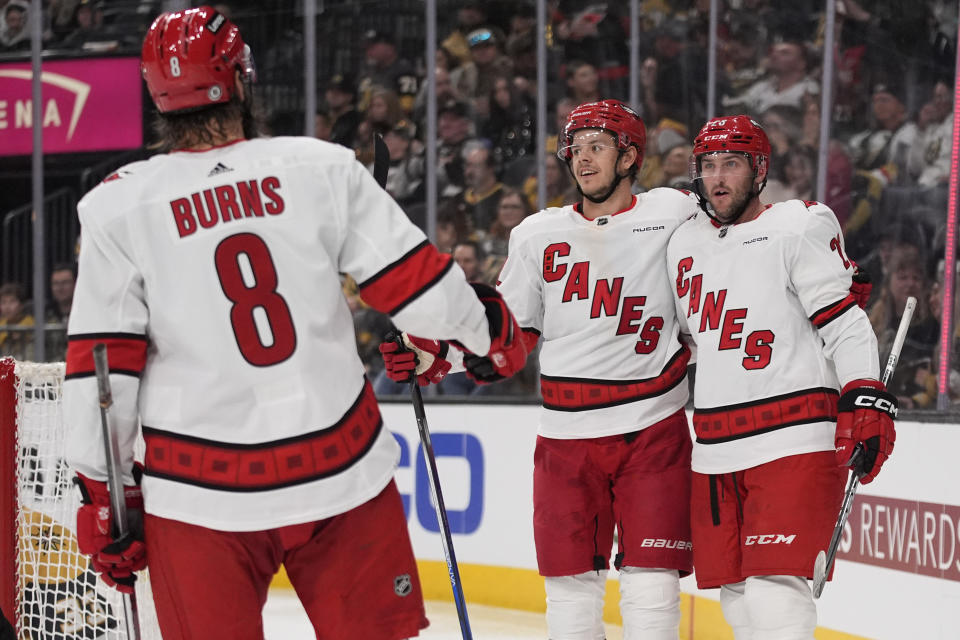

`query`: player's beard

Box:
[707,176,755,224]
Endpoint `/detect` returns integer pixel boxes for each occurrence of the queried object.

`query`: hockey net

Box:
[0,358,160,639]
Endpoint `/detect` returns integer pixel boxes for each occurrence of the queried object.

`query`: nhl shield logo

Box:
[394,574,412,597]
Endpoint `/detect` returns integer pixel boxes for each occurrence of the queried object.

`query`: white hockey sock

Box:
[618,567,681,640]
[544,572,606,640]
[743,575,816,640]
[720,580,753,640]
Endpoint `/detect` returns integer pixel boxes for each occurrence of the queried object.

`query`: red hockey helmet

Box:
[141,6,254,114]
[557,99,646,169]
[691,115,770,173]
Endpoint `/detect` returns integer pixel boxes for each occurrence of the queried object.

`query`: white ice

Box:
[262,589,625,639]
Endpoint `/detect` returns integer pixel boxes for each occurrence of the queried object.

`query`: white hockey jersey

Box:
[63,136,491,531]
[666,199,880,474]
[497,189,700,438]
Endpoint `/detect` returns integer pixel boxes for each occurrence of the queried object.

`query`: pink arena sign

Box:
[0,57,142,156]
[839,494,960,582]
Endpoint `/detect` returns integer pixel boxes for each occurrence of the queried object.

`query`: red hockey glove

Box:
[850,264,872,309]
[458,283,529,384]
[75,469,146,594]
[379,333,452,386]
[835,379,897,484]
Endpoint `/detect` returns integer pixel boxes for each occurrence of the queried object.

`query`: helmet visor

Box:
[558,129,620,161]
[689,151,755,181]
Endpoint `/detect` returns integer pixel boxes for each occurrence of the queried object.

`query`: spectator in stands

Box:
[0,282,34,360]
[0,1,30,51]
[847,80,917,181]
[658,142,695,189]
[456,144,504,233]
[908,78,953,189]
[565,60,601,105]
[59,0,108,50]
[357,30,419,116]
[452,241,484,282]
[726,36,819,114]
[462,27,513,120]
[413,66,465,130]
[545,97,576,155]
[437,99,476,197]
[523,153,577,210]
[47,263,76,324]
[799,92,853,229]
[436,198,472,253]
[324,73,363,149]
[482,74,535,166]
[779,145,818,201]
[505,20,537,92]
[378,119,425,208]
[644,18,708,133]
[552,2,630,98]
[355,85,403,164]
[441,0,493,69]
[867,251,939,408]
[481,187,533,269]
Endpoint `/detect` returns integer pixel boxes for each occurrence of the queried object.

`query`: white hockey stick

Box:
[92,344,141,640]
[812,295,916,599]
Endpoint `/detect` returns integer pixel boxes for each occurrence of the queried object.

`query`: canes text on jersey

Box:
[675,256,774,369]
[169,177,285,238]
[543,242,663,354]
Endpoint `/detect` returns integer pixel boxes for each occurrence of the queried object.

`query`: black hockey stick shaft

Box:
[373,133,389,188]
[92,344,141,640]
[395,338,473,640]
[812,295,916,598]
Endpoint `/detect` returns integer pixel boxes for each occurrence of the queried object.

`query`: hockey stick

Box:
[374,137,473,638]
[812,295,916,599]
[92,344,141,640]
[373,133,389,189]
[401,355,474,640]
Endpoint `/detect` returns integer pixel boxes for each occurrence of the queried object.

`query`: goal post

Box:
[0,357,159,639]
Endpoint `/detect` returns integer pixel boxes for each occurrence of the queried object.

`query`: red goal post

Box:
[0,357,159,639]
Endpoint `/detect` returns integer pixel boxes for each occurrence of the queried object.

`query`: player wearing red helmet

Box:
[668,116,893,637]
[64,6,528,639]
[557,99,646,205]
[141,6,259,146]
[382,100,701,638]
[688,114,771,227]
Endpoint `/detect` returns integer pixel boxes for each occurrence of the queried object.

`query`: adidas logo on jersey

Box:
[207,162,234,177]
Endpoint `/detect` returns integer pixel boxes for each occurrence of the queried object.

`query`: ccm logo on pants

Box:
[744,534,797,545]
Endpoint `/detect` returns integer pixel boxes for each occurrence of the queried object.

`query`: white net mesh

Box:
[13,361,160,639]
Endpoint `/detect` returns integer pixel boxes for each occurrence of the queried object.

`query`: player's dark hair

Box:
[152,90,262,151]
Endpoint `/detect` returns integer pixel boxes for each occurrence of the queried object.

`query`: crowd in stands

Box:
[5,0,960,405]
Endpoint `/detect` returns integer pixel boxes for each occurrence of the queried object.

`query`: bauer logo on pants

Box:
[394,574,412,597]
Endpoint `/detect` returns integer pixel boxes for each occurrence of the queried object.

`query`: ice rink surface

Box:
[263,589,625,639]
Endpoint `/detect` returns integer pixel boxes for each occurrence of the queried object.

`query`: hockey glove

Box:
[379,332,452,386]
[459,282,528,384]
[835,379,897,484]
[850,264,872,310]
[75,468,146,594]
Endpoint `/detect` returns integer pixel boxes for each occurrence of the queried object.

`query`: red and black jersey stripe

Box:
[358,240,453,315]
[142,379,382,492]
[693,387,838,444]
[540,345,689,411]
[65,333,148,379]
[810,294,857,329]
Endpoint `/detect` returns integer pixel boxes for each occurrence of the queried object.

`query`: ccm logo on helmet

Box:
[640,538,692,550]
[744,534,796,546]
[854,395,898,417]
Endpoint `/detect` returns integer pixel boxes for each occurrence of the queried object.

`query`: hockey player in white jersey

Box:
[61,7,527,640]
[666,115,897,639]
[382,100,700,639]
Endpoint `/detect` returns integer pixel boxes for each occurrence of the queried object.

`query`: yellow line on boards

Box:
[271,561,871,640]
